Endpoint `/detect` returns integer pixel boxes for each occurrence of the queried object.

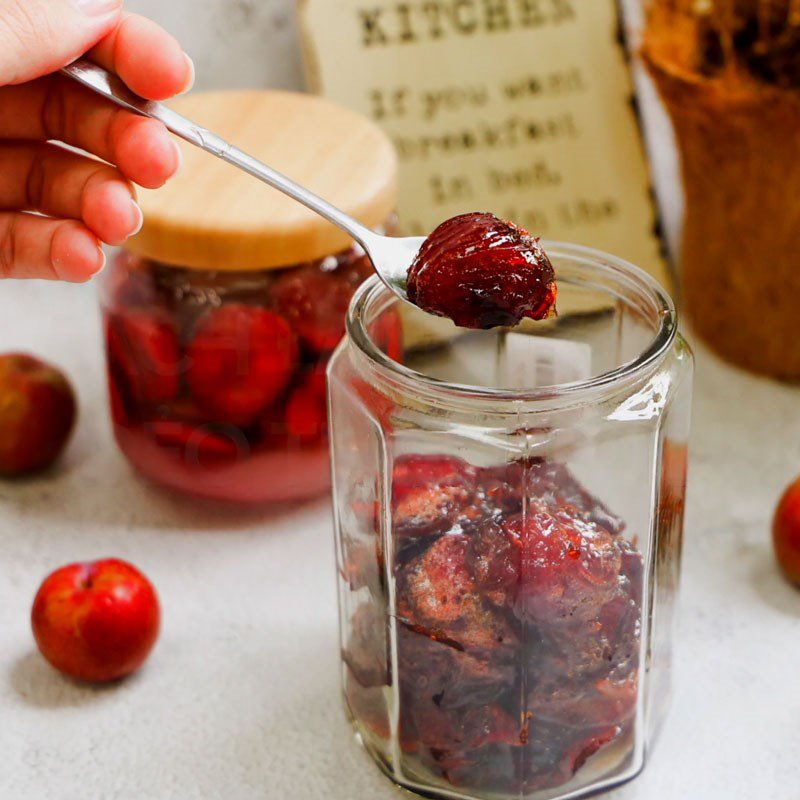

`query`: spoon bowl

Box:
[356,230,426,302]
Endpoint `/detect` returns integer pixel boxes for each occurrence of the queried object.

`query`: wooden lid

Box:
[126,90,398,270]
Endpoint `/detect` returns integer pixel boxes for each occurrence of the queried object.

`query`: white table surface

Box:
[1,275,800,800]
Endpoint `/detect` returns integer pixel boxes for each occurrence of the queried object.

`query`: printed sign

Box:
[298,0,670,290]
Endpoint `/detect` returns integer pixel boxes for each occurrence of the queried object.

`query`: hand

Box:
[0,0,193,281]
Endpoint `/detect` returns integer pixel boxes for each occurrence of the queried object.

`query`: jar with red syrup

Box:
[329,244,693,799]
[100,91,399,504]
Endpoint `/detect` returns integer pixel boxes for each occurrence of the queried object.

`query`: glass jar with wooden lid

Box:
[100,90,400,504]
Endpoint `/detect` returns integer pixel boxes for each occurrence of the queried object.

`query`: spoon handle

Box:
[60,58,374,249]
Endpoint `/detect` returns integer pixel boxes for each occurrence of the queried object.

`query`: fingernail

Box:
[70,0,122,17]
[170,139,184,176]
[130,200,144,236]
[57,237,104,281]
[180,54,196,95]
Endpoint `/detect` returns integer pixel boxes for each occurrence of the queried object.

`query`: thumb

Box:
[0,0,123,85]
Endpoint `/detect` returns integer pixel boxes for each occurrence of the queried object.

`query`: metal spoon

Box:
[61,58,424,303]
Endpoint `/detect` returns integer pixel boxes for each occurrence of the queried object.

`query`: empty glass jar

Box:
[328,243,693,799]
[99,90,399,504]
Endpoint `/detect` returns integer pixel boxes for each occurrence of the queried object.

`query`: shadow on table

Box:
[8,652,135,710]
[749,544,800,617]
[0,451,331,534]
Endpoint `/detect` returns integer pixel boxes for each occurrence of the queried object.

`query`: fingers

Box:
[0,2,192,96]
[0,140,141,282]
[0,0,122,85]
[89,13,194,100]
[0,77,182,189]
[0,142,142,246]
[0,213,105,282]
[0,1,192,284]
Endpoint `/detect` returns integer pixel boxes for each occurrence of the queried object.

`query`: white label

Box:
[499,332,593,389]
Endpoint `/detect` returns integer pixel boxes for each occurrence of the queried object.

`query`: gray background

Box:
[127,0,306,90]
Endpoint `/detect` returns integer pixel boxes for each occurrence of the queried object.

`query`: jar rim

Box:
[346,241,678,410]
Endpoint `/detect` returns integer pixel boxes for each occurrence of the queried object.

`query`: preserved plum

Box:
[406,213,557,329]
[344,453,643,794]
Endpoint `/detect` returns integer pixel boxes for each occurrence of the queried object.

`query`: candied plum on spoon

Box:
[406,213,557,329]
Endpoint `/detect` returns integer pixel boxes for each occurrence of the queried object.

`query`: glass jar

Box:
[100,244,402,504]
[99,90,399,504]
[628,0,800,378]
[328,244,693,799]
